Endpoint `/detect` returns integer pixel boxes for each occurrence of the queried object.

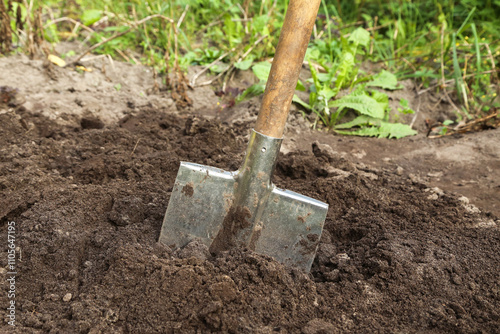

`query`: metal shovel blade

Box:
[160,0,327,271]
[159,131,328,272]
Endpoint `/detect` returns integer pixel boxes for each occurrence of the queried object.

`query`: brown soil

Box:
[0,54,499,333]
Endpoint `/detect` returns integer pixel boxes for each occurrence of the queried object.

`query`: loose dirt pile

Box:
[1,103,499,333]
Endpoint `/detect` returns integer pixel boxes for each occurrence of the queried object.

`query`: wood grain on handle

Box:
[254,0,321,138]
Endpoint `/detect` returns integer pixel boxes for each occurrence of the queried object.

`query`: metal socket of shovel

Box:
[159,0,327,272]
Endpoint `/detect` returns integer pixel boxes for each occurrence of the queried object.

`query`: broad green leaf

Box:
[361,14,373,26]
[333,51,355,92]
[251,62,304,90]
[205,47,223,61]
[350,84,367,96]
[329,94,385,119]
[252,15,270,36]
[340,35,351,54]
[252,62,271,81]
[379,122,417,138]
[224,14,237,47]
[334,115,381,129]
[316,72,331,82]
[236,83,265,103]
[211,63,230,73]
[234,57,254,71]
[370,90,389,112]
[397,98,415,114]
[81,9,102,26]
[400,98,410,108]
[183,51,198,65]
[367,70,402,90]
[295,80,306,92]
[348,27,370,48]
[292,94,311,110]
[317,85,336,102]
[336,127,381,137]
[305,47,321,61]
[336,122,417,139]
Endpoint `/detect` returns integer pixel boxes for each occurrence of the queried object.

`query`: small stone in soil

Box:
[63,293,72,302]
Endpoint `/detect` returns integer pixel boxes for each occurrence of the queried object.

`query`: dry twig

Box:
[190,48,236,87]
[44,17,94,34]
[177,5,189,29]
[428,111,499,138]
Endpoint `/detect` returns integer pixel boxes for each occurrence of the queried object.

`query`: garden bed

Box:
[0,55,499,333]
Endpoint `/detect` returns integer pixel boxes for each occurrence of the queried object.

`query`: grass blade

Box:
[451,33,463,102]
[471,23,481,90]
[456,7,476,36]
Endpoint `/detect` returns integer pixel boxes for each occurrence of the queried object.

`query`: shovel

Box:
[159,0,326,272]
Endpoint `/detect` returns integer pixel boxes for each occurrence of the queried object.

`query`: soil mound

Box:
[0,108,498,333]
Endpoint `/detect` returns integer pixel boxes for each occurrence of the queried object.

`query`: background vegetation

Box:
[1,0,499,137]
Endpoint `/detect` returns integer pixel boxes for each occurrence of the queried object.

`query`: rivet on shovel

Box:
[159,0,327,272]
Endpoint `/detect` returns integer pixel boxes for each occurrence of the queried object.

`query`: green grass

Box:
[1,0,499,136]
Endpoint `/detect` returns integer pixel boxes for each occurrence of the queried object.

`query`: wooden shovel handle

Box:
[254,0,321,138]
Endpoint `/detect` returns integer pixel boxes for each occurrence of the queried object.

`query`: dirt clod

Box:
[181,182,195,197]
[108,196,145,226]
[80,116,105,130]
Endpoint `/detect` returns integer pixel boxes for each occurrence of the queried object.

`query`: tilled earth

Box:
[0,106,499,333]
